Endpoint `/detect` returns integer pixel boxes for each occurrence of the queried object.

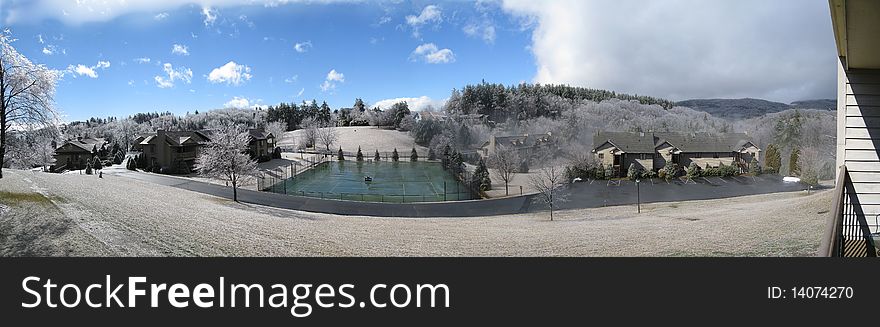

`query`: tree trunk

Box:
[549,203,553,221]
[0,105,5,180]
[232,179,238,202]
[505,182,508,196]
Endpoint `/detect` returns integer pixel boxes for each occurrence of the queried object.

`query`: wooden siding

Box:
[841,67,880,215]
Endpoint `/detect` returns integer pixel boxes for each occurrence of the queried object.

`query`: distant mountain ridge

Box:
[675,98,835,119]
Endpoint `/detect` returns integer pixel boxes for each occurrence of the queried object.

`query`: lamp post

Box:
[636,179,641,213]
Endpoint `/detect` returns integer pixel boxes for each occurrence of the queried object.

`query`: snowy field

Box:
[0,169,828,257]
[277,126,429,154]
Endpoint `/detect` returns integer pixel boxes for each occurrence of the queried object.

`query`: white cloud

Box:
[296,88,305,97]
[207,61,252,86]
[171,44,189,56]
[224,96,251,109]
[128,80,135,86]
[463,22,496,44]
[42,47,54,55]
[406,5,442,37]
[500,0,837,102]
[154,63,193,88]
[372,96,446,112]
[154,12,169,20]
[284,75,298,83]
[134,57,151,64]
[201,7,217,27]
[320,69,345,92]
[65,60,111,78]
[36,34,45,44]
[67,64,98,78]
[326,69,344,82]
[294,41,312,53]
[410,43,455,64]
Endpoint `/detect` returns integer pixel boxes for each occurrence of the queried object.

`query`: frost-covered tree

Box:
[1,30,61,178]
[529,164,567,221]
[489,145,520,196]
[195,122,258,202]
[316,124,338,152]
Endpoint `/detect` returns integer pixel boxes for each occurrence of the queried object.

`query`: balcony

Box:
[819,166,880,257]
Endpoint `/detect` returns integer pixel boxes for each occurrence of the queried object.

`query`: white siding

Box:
[841,66,880,215]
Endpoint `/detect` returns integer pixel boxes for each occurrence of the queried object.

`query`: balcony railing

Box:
[818,166,879,257]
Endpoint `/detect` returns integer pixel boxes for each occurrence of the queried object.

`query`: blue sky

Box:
[3,0,837,122]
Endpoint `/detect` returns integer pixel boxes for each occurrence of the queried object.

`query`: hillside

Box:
[676,98,835,119]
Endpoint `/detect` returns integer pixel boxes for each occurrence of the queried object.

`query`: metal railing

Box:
[818,165,879,257]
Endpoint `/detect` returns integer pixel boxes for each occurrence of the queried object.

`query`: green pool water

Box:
[265,161,475,203]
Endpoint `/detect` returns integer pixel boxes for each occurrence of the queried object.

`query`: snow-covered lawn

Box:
[279,126,428,153]
[0,169,829,257]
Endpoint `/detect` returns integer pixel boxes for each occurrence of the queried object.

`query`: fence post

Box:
[444,182,447,201]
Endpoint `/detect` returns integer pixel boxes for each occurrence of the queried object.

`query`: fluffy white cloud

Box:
[294,41,312,53]
[42,46,54,55]
[67,64,98,78]
[320,69,345,92]
[171,44,189,56]
[406,5,442,37]
[224,96,251,109]
[372,96,446,112]
[154,63,193,88]
[66,60,111,78]
[207,61,252,86]
[410,43,455,64]
[154,12,169,20]
[500,0,836,102]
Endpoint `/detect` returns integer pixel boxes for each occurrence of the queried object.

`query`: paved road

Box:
[111,170,809,217]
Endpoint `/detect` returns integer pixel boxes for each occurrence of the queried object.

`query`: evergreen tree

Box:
[410,147,418,162]
[764,143,782,174]
[789,148,800,176]
[596,163,606,180]
[472,158,492,191]
[356,146,364,161]
[391,148,399,162]
[428,148,436,161]
[442,145,451,168]
[451,151,464,174]
[337,147,345,161]
[92,156,103,170]
[374,149,380,162]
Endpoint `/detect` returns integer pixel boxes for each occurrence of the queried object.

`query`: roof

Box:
[593,132,655,153]
[140,130,211,146]
[248,128,273,140]
[593,131,757,153]
[57,137,107,153]
[483,132,553,149]
[830,0,880,69]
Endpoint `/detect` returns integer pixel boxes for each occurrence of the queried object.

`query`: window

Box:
[639,153,653,160]
[598,154,604,161]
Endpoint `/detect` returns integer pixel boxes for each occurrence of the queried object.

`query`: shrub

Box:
[686,162,701,179]
[273,147,282,159]
[595,163,606,180]
[657,169,667,180]
[85,165,93,175]
[356,147,364,162]
[662,163,678,180]
[391,148,399,162]
[428,148,436,161]
[92,157,103,170]
[374,150,380,162]
[410,147,418,162]
[748,159,761,175]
